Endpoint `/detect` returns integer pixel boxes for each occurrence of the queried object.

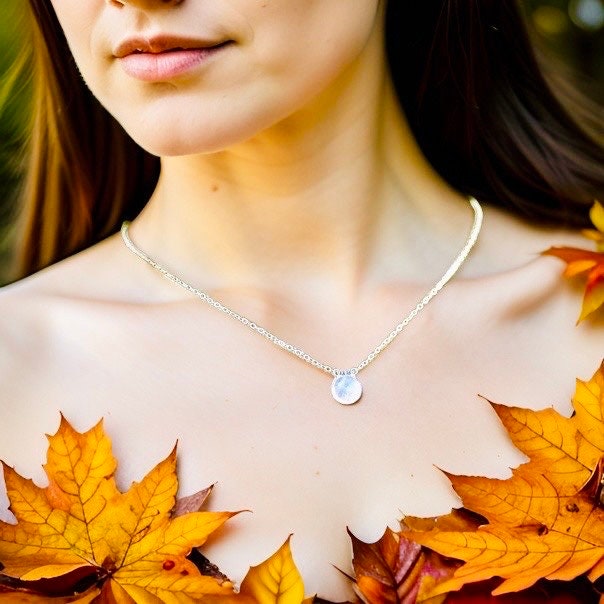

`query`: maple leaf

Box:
[239,536,305,604]
[238,538,355,604]
[543,200,604,321]
[0,415,239,602]
[347,526,461,604]
[403,362,604,599]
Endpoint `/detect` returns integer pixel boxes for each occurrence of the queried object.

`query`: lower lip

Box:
[119,45,229,82]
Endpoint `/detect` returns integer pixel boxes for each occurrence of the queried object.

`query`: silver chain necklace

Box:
[120,197,483,405]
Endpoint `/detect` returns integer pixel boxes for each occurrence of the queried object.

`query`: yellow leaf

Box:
[20,564,93,582]
[405,363,604,598]
[0,463,94,577]
[240,536,305,604]
[579,269,604,322]
[44,415,118,521]
[0,416,240,601]
[92,579,138,603]
[0,584,100,602]
[590,200,604,235]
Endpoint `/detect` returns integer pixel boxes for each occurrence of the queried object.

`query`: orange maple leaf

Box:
[403,362,604,599]
[0,415,239,602]
[543,200,604,322]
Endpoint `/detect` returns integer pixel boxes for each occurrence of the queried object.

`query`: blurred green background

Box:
[0,0,602,284]
[0,0,29,282]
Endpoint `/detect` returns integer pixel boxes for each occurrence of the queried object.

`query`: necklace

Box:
[120,197,483,405]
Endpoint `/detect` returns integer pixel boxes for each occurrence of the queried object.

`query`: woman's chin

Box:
[122,118,267,158]
[127,133,231,158]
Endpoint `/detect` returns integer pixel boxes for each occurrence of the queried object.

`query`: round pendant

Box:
[331,373,363,405]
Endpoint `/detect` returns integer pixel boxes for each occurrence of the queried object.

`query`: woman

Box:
[0,0,602,599]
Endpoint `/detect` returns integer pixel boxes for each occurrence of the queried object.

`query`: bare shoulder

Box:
[0,228,154,303]
[0,224,182,316]
[536,256,604,378]
[446,204,604,405]
[0,231,151,381]
[0,231,183,488]
[476,203,596,271]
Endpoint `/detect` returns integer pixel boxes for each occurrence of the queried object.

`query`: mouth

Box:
[114,36,233,82]
[114,35,231,58]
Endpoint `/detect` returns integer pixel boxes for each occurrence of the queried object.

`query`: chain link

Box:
[121,197,483,378]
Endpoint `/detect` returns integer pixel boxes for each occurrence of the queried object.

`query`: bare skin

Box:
[0,0,602,599]
[0,209,602,599]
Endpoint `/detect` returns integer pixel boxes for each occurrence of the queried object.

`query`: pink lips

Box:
[115,37,231,82]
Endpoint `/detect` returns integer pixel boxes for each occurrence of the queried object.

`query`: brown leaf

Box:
[349,527,457,604]
[580,456,604,505]
[174,485,215,517]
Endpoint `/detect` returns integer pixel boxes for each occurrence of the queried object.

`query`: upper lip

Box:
[113,35,228,58]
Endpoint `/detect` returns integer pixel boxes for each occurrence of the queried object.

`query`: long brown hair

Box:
[6,0,604,282]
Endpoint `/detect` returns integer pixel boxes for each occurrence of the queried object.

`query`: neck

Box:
[131,30,471,303]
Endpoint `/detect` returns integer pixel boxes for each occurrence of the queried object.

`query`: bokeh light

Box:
[569,0,604,31]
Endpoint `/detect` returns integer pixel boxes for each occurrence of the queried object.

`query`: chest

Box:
[0,289,590,598]
[4,291,580,497]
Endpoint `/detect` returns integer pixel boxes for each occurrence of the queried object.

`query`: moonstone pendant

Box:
[331,373,363,405]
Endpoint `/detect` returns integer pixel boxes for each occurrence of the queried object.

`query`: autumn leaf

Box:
[238,538,355,604]
[543,200,604,321]
[403,362,604,599]
[0,586,99,603]
[0,415,239,601]
[350,524,463,604]
[585,201,604,252]
[239,536,305,604]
